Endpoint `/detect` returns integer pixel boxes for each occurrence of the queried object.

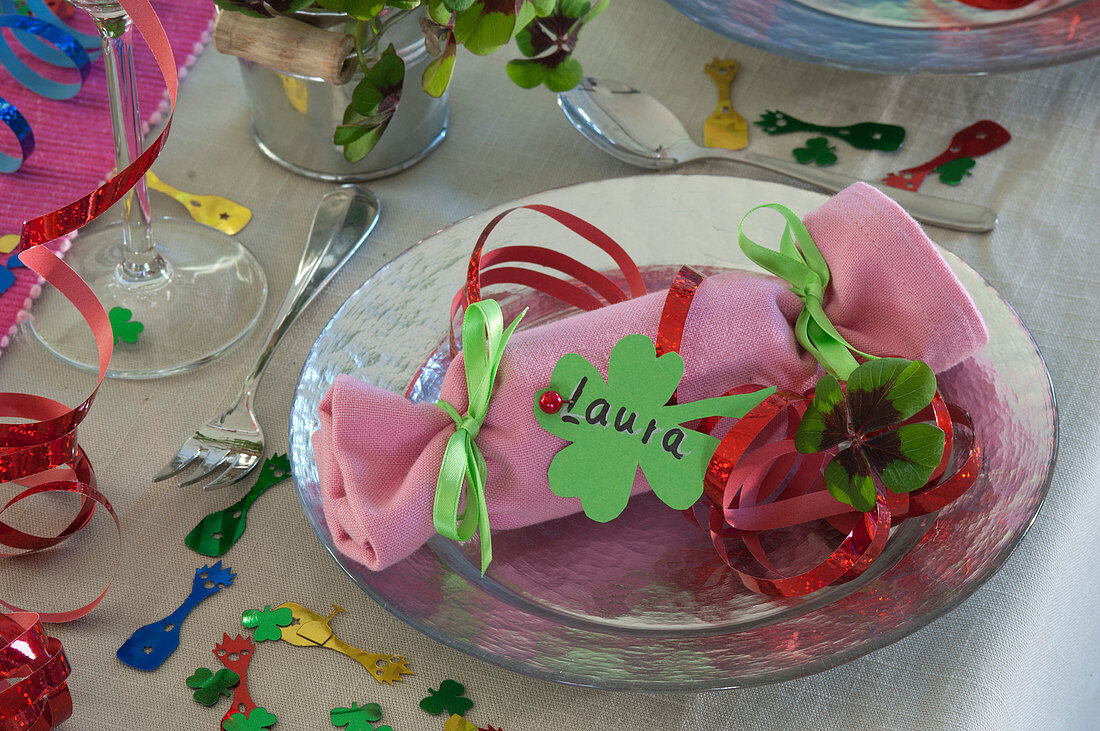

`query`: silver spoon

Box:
[558,77,997,233]
[154,184,381,489]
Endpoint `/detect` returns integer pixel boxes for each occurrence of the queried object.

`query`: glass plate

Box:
[289,175,1056,691]
[663,0,1100,73]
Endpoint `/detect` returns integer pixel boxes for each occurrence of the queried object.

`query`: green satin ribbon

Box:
[737,203,875,381]
[433,299,525,575]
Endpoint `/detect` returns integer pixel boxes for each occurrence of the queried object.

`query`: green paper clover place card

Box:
[534,334,775,522]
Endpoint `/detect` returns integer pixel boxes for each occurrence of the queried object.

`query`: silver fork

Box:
[154,185,381,489]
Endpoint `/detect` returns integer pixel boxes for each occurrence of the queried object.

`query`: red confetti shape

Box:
[215,635,258,726]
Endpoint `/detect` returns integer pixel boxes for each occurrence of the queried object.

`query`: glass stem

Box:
[94,13,169,286]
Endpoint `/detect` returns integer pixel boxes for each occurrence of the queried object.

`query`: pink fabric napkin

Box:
[313,183,989,571]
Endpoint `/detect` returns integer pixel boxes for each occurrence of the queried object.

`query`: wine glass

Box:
[28,0,266,378]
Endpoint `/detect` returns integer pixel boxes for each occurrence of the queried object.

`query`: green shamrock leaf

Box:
[934,157,976,186]
[795,358,945,512]
[330,702,383,731]
[420,679,474,717]
[241,605,293,642]
[185,667,239,706]
[222,706,277,731]
[535,334,775,522]
[792,137,838,166]
[452,0,549,55]
[108,306,144,344]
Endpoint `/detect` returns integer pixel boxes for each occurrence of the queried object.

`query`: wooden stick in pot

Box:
[213,11,357,85]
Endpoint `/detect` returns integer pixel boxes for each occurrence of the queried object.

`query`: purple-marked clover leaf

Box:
[186,667,239,706]
[420,679,473,716]
[792,137,837,167]
[795,358,945,512]
[108,306,143,344]
[934,157,976,186]
[241,605,293,641]
[330,701,383,730]
[506,0,606,92]
[223,706,278,731]
[334,44,404,162]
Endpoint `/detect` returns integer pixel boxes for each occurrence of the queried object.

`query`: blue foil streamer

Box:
[0,94,34,172]
[0,14,91,100]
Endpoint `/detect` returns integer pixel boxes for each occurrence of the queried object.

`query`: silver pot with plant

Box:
[213,0,608,180]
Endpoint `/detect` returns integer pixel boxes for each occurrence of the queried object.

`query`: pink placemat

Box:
[0,0,218,357]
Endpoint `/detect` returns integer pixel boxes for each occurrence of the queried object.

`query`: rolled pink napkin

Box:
[314,183,988,571]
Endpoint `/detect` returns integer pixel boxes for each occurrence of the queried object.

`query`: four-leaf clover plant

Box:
[794,358,945,512]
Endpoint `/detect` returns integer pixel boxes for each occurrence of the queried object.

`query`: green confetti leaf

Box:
[934,157,976,185]
[795,358,945,511]
[330,702,383,730]
[185,667,239,706]
[792,137,838,167]
[223,706,277,731]
[108,306,143,344]
[420,679,474,716]
[535,334,775,522]
[241,605,293,641]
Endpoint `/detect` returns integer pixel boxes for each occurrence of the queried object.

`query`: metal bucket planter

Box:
[236,9,448,182]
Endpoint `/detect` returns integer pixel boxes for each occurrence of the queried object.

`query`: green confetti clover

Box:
[934,157,976,186]
[794,358,946,512]
[185,667,238,706]
[420,679,474,717]
[241,605,293,642]
[223,706,278,731]
[331,702,387,731]
[792,137,838,166]
[108,306,144,344]
[535,334,774,523]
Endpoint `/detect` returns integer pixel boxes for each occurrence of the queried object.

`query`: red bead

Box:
[538,390,564,414]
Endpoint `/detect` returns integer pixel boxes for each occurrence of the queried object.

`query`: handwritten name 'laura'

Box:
[557,377,691,460]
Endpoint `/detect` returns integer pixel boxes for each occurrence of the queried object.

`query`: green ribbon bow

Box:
[737,203,875,380]
[434,299,525,575]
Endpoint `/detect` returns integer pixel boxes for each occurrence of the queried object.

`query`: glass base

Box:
[28,218,267,379]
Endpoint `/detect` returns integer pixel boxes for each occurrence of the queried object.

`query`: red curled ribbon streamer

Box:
[452,204,648,349]
[3,0,175,624]
[0,612,71,730]
[19,0,177,248]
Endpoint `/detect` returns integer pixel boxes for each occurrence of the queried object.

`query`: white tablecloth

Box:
[3,1,1098,728]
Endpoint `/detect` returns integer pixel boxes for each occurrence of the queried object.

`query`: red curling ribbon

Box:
[2,0,174,622]
[19,0,177,249]
[654,266,703,359]
[452,205,647,350]
[0,612,72,730]
[0,246,121,623]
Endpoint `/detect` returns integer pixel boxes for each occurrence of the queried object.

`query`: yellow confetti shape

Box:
[0,235,19,255]
[444,714,478,731]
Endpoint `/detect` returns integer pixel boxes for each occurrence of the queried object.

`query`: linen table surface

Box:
[1,1,1097,729]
